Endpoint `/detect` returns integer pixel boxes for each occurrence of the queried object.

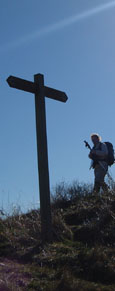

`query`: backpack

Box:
[104,142,115,166]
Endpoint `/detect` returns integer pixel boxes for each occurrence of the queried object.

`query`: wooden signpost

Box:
[7,73,68,243]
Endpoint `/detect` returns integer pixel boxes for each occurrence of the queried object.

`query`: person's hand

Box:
[88,150,96,159]
[89,151,92,159]
[91,149,96,154]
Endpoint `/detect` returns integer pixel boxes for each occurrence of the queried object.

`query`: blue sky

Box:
[1,0,115,213]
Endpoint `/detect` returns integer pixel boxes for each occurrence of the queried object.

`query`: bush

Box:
[51,181,93,208]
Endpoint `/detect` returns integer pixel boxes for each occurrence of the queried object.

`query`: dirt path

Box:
[0,258,32,291]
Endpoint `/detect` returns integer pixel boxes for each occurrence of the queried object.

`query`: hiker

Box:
[89,133,109,193]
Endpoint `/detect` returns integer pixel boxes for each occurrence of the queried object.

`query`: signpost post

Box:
[7,73,68,243]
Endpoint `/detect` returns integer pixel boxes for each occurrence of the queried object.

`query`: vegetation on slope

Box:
[0,181,115,290]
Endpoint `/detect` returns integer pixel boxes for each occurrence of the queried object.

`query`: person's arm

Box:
[89,148,97,160]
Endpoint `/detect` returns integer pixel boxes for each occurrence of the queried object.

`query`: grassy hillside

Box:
[0,181,115,290]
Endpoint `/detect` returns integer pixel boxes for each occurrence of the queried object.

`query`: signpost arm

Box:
[34,74,52,243]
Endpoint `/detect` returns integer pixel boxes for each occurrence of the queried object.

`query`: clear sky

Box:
[1,0,115,214]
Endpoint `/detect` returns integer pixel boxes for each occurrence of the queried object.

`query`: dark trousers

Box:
[94,163,108,193]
